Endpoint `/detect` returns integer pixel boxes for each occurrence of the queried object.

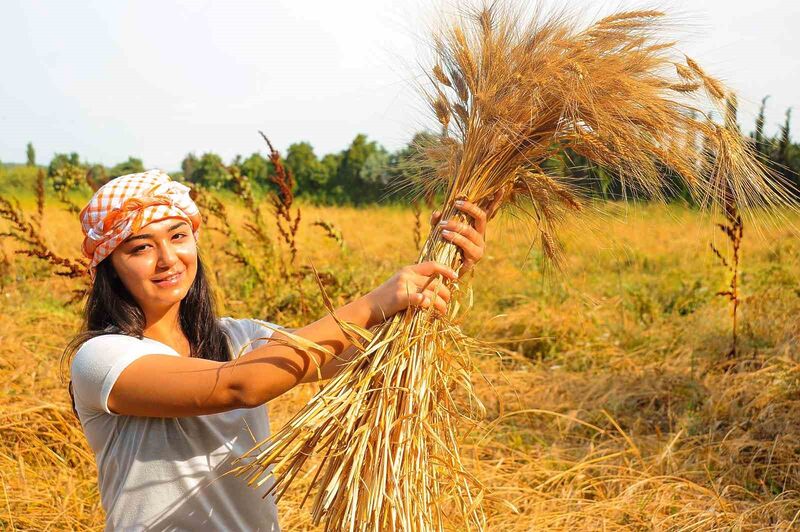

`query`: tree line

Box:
[11,98,800,205]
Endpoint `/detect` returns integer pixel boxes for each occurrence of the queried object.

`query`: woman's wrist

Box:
[356,291,394,329]
[333,292,390,331]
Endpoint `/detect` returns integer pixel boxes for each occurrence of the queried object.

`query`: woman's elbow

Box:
[224,378,286,409]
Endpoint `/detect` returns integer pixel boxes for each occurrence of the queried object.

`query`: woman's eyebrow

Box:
[123,221,190,243]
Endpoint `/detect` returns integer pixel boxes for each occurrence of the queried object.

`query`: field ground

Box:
[2,171,799,529]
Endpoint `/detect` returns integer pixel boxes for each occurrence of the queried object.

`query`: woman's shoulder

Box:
[72,332,171,366]
[75,332,145,355]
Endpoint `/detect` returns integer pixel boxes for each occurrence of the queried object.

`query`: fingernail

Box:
[454,200,464,206]
[441,229,452,237]
[451,270,459,279]
[438,219,449,226]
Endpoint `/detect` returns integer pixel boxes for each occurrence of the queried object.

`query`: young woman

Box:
[65,169,492,530]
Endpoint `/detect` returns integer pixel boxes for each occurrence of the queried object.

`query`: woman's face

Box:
[110,218,197,314]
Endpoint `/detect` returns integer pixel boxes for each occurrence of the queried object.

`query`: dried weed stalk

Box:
[260,131,301,268]
[228,164,273,247]
[710,95,745,360]
[51,164,86,215]
[312,219,346,250]
[0,189,89,302]
[711,206,743,360]
[235,5,796,531]
[412,198,423,250]
[193,187,269,284]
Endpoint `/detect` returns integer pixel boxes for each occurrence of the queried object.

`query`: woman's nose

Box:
[156,241,180,268]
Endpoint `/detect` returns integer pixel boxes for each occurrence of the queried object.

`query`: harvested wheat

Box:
[234,4,795,531]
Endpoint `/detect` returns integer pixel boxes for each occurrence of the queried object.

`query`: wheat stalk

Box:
[233,5,796,531]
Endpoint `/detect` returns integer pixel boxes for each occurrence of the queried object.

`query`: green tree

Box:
[285,142,327,197]
[384,132,439,199]
[777,107,792,167]
[26,142,35,167]
[752,96,770,156]
[240,152,271,186]
[109,157,145,178]
[48,152,82,177]
[191,152,228,189]
[181,153,199,183]
[329,134,389,203]
[86,164,109,189]
[319,153,343,203]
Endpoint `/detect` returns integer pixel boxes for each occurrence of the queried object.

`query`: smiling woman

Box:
[110,218,198,325]
[61,169,491,530]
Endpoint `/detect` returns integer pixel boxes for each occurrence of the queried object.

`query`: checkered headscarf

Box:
[79,169,202,279]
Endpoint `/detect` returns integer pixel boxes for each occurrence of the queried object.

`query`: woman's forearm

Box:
[226,294,384,406]
[107,296,384,417]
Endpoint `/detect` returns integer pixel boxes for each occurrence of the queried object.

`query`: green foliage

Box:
[241,152,272,186]
[752,96,770,156]
[181,153,198,183]
[47,152,82,178]
[323,134,391,204]
[86,164,108,189]
[285,142,326,197]
[26,142,35,167]
[778,107,793,167]
[18,101,800,206]
[182,152,230,190]
[109,157,145,178]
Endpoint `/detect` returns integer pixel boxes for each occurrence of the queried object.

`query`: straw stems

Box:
[234,4,798,530]
[235,203,486,531]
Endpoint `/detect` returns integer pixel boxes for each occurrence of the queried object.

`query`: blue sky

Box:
[2,0,798,171]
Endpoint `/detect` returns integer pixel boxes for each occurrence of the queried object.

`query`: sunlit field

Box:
[2,166,799,530]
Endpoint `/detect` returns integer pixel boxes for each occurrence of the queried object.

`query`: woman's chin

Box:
[144,286,191,307]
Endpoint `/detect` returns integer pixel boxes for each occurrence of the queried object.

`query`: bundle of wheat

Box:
[234,5,794,531]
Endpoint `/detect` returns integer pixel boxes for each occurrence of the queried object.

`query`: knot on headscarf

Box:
[79,169,202,279]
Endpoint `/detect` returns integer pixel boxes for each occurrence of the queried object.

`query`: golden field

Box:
[1,169,799,530]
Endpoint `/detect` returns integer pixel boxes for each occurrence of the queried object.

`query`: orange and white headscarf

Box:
[79,169,202,279]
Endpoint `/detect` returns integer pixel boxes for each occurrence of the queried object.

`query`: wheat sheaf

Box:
[233,5,795,531]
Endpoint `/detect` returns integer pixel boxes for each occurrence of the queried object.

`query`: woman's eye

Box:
[128,232,186,254]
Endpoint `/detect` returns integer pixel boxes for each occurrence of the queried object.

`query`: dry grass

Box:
[1,187,800,528]
[234,5,798,531]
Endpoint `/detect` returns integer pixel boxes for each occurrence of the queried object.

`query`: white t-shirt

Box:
[71,317,282,531]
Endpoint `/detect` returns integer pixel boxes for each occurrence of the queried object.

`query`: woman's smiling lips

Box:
[152,270,185,287]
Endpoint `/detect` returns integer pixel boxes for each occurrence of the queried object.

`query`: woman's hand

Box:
[364,261,459,319]
[430,197,499,276]
[363,198,500,321]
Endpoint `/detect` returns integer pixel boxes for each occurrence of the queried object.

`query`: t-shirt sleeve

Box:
[70,334,175,415]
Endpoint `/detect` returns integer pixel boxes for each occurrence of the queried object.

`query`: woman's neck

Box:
[142,304,190,356]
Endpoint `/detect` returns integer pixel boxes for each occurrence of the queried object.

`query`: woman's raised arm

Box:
[108,261,458,417]
[107,198,493,418]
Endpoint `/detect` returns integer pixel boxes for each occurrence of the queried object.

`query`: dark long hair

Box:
[63,253,232,414]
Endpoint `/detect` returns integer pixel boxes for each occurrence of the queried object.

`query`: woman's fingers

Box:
[441,228,483,265]
[402,268,452,315]
[421,275,451,302]
[403,271,452,301]
[453,199,488,236]
[412,260,459,281]
[409,289,449,315]
[430,210,442,226]
[438,218,483,248]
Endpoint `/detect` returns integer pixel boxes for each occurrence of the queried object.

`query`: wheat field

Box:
[1,172,799,530]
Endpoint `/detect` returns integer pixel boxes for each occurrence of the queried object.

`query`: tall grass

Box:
[234,5,797,531]
[2,187,800,528]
